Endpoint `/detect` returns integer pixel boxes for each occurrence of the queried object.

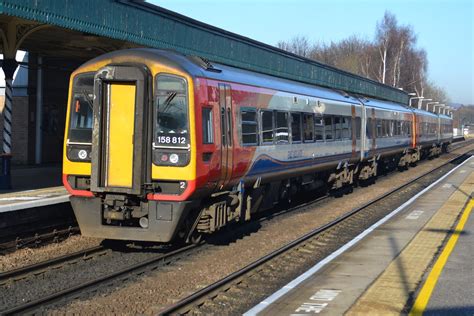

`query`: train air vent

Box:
[190,56,222,73]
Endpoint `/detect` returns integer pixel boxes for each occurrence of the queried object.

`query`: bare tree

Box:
[277,35,312,58]
[400,48,427,97]
[424,81,449,104]
[275,10,449,103]
[375,12,398,83]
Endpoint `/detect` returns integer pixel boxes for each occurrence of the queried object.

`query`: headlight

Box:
[169,153,179,164]
[78,149,88,160]
[67,145,91,162]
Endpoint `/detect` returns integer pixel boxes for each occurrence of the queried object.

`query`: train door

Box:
[371,108,377,155]
[218,83,234,189]
[90,66,148,195]
[351,104,357,157]
[359,102,367,160]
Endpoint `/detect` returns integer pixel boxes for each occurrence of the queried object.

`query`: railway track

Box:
[0,225,79,255]
[160,152,471,315]
[1,141,472,314]
[0,243,200,315]
[0,245,106,282]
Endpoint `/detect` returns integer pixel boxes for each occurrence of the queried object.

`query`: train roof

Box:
[412,107,440,118]
[439,114,452,120]
[79,48,365,106]
[361,98,413,114]
[80,49,432,114]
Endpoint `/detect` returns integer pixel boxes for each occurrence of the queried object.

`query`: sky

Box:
[150,0,473,105]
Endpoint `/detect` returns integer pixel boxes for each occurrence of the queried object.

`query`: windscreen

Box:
[68,73,94,143]
[155,74,189,148]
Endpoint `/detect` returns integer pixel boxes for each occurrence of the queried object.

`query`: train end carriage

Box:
[438,114,454,152]
[413,109,443,158]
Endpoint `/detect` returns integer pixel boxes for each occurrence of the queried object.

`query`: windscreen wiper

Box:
[162,92,177,112]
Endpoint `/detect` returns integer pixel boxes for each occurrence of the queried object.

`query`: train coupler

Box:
[103,206,132,223]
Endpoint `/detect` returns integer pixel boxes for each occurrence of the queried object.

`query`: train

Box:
[63,49,453,243]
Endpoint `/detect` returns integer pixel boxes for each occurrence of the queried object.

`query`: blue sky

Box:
[149,0,474,104]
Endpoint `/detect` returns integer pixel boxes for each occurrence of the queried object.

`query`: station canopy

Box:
[0,0,409,104]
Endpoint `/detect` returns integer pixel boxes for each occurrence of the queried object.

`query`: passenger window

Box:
[395,121,401,136]
[275,111,289,144]
[291,113,302,143]
[202,107,213,144]
[355,117,361,139]
[367,118,373,139]
[376,119,383,137]
[303,114,314,142]
[324,116,334,141]
[315,115,324,141]
[334,116,342,140]
[261,110,274,144]
[382,120,389,137]
[341,116,351,139]
[241,108,258,146]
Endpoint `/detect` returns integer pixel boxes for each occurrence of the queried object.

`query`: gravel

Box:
[0,235,102,273]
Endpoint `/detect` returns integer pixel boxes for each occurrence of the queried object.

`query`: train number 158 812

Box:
[156,136,186,145]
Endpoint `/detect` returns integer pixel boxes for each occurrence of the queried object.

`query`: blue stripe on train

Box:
[246,142,411,177]
[246,152,354,177]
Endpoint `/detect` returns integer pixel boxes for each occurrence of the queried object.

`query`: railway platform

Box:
[246,155,474,316]
[0,163,67,213]
[0,164,72,240]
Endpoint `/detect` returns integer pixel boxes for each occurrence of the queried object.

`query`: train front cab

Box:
[63,52,199,243]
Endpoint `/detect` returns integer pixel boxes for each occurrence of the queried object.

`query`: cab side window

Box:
[202,107,213,144]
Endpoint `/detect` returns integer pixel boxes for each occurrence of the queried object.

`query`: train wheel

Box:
[190,232,203,244]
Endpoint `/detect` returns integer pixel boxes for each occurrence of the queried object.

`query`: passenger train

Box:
[63,49,453,243]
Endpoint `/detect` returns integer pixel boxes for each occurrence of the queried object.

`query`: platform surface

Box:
[423,200,474,315]
[0,164,68,213]
[0,186,69,212]
[246,156,474,316]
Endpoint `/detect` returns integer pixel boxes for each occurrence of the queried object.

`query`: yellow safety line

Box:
[410,198,474,316]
